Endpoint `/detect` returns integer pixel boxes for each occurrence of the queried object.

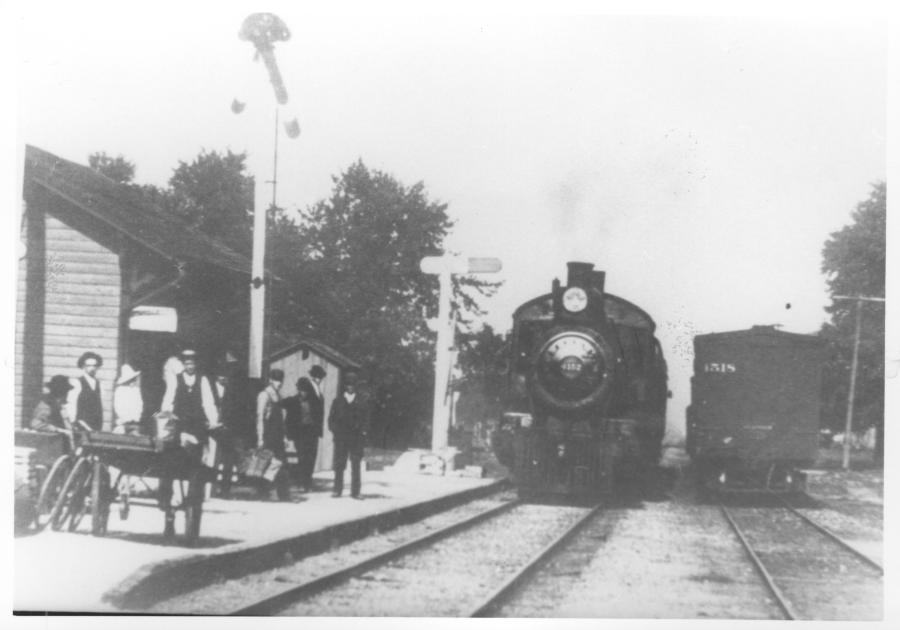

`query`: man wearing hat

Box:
[288,365,327,491]
[31,375,75,433]
[66,351,105,431]
[159,349,219,534]
[113,364,143,434]
[161,349,219,436]
[327,371,369,499]
[256,368,291,500]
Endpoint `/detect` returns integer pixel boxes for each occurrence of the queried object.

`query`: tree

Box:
[85,148,501,450]
[270,160,497,448]
[452,325,509,450]
[88,152,135,184]
[88,148,255,255]
[819,181,886,463]
[165,150,254,254]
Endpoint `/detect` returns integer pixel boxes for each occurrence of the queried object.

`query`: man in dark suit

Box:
[328,372,369,499]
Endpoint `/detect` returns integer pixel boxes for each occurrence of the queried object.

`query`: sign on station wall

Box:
[129,305,178,332]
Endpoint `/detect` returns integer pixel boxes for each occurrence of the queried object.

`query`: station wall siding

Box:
[15,227,28,426]
[41,215,120,429]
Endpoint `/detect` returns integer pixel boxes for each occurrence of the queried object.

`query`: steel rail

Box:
[230,498,521,616]
[768,492,883,574]
[468,503,603,617]
[719,503,798,620]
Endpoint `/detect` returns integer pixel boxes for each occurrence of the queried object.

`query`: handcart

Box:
[47,421,214,545]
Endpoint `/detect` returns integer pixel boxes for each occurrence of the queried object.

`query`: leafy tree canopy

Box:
[819,181,885,458]
[270,160,500,448]
[166,150,254,253]
[89,152,135,184]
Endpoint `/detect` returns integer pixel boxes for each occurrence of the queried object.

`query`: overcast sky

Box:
[11,1,888,436]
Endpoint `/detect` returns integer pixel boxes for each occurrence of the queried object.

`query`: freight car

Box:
[492,262,668,498]
[686,325,825,492]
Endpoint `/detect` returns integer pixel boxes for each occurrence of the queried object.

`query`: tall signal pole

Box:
[420,256,501,452]
[832,294,885,470]
[238,13,299,378]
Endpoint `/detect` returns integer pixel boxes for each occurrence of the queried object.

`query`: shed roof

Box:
[24,145,253,275]
[267,333,362,369]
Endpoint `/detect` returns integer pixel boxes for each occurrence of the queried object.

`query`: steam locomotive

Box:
[492,262,668,498]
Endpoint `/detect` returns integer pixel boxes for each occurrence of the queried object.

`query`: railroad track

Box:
[228,500,601,616]
[720,499,883,620]
[768,491,883,573]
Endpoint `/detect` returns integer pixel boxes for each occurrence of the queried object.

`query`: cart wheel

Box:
[184,473,205,545]
[48,457,91,531]
[91,460,111,536]
[66,460,95,532]
[35,455,73,531]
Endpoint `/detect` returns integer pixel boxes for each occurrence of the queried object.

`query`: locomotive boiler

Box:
[492,262,668,498]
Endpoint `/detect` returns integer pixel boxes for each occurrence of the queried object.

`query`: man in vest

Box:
[66,352,104,431]
[256,369,291,501]
[161,349,219,437]
[159,348,219,536]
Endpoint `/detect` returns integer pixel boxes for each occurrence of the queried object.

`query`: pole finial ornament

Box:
[239,13,291,105]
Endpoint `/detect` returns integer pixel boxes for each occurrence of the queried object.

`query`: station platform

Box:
[14,467,504,613]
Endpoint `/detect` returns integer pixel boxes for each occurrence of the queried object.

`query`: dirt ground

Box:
[808,446,883,502]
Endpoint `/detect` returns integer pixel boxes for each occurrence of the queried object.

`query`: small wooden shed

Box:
[266,337,361,472]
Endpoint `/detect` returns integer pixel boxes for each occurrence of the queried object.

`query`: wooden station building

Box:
[16,145,256,429]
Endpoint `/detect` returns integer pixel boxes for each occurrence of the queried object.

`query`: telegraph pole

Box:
[832,294,885,470]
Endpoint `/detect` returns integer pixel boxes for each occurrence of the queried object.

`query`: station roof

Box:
[23,145,254,275]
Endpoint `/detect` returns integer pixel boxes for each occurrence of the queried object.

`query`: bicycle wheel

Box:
[35,455,73,531]
[48,456,91,531]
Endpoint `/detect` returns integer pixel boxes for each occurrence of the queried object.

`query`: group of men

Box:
[31,348,373,509]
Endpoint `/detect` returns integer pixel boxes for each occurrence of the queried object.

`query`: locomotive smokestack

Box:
[591,270,606,294]
[567,262,595,288]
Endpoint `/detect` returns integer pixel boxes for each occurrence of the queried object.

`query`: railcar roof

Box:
[513,292,656,331]
[694,325,824,346]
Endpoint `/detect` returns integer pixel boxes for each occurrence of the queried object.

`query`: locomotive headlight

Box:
[562,287,588,313]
